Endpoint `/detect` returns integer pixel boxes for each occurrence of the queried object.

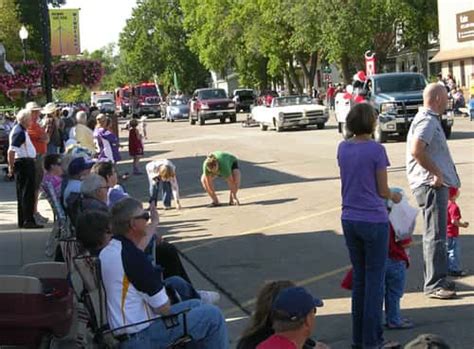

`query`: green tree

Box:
[0,0,24,62]
[118,0,209,93]
[15,0,43,61]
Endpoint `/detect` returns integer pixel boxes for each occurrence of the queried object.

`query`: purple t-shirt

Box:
[337,139,390,223]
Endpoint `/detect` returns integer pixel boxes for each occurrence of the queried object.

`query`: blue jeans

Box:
[164,276,200,303]
[342,220,389,349]
[119,299,229,349]
[384,259,406,326]
[447,237,461,272]
[151,181,172,208]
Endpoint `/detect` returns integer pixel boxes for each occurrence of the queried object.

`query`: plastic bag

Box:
[389,196,418,241]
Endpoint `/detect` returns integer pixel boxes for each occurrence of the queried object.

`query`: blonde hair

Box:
[96,113,107,127]
[205,154,219,175]
[159,165,176,181]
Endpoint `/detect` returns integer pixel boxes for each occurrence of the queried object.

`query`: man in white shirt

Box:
[7,109,42,229]
[100,197,228,347]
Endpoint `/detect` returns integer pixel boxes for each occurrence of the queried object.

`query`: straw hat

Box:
[41,102,58,115]
[25,101,42,111]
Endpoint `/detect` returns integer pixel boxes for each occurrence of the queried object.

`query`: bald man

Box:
[406,83,460,299]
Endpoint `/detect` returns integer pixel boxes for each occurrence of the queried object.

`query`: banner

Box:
[49,9,81,56]
[365,51,376,77]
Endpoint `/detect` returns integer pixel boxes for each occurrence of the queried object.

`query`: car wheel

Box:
[317,123,325,130]
[220,117,226,124]
[171,119,175,122]
[189,116,196,125]
[260,123,268,131]
[274,119,282,132]
[230,114,237,123]
[374,124,387,143]
[198,112,205,125]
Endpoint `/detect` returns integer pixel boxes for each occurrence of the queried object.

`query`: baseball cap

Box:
[68,157,95,176]
[404,334,450,349]
[272,287,323,321]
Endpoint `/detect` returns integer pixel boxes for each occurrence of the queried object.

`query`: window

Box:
[460,60,466,87]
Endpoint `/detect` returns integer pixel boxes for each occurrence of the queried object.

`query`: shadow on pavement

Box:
[450,130,474,140]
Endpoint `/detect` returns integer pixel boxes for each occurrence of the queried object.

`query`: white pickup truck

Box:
[251,95,329,132]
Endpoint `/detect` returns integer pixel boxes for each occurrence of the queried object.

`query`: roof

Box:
[371,72,424,79]
[195,87,226,92]
[430,47,474,62]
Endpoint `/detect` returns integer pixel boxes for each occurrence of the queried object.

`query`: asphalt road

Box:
[116,113,474,348]
[0,112,472,348]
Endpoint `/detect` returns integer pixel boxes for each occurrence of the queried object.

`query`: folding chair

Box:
[0,262,74,348]
[73,254,193,348]
[41,181,73,258]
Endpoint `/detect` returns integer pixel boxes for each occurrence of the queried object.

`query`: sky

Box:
[61,0,137,52]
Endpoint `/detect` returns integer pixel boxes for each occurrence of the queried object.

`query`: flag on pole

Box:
[173,71,179,91]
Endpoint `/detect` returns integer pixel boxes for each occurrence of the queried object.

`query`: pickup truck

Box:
[335,72,454,142]
[189,88,236,125]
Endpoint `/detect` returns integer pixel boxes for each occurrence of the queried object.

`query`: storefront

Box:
[431,0,474,97]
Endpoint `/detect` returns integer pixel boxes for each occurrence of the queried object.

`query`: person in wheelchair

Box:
[86,198,229,347]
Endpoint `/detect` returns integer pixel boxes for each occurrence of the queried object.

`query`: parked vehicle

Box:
[257,90,279,107]
[189,88,236,125]
[115,86,132,117]
[91,91,114,109]
[166,97,190,122]
[252,95,329,132]
[96,98,115,114]
[232,89,256,112]
[335,72,454,142]
[130,82,161,118]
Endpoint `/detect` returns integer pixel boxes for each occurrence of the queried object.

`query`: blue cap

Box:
[68,157,95,176]
[272,287,323,321]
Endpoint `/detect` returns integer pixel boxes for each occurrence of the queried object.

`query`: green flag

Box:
[173,71,179,91]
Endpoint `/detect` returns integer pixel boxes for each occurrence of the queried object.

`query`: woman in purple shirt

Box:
[337,103,401,349]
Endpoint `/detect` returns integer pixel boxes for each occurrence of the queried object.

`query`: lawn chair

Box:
[73,253,193,348]
[41,181,73,258]
[0,262,74,348]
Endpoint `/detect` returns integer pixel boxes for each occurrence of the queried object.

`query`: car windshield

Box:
[97,99,113,104]
[374,75,427,93]
[139,86,158,96]
[199,89,227,100]
[236,90,254,97]
[170,98,189,106]
[273,96,313,107]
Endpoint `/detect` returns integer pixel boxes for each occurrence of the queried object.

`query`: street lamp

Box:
[19,25,28,62]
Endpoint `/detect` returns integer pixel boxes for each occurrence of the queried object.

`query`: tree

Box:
[0,0,24,62]
[118,0,209,93]
[15,0,44,61]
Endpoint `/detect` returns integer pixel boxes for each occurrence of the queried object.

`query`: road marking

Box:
[223,264,351,316]
[181,206,340,252]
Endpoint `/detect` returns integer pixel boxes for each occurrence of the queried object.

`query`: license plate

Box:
[183,114,188,117]
[217,112,223,116]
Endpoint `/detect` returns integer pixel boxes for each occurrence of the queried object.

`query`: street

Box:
[0,113,473,348]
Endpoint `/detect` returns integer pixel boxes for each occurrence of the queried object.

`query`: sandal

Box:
[207,202,221,208]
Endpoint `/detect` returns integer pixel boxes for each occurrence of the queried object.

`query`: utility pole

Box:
[40,0,53,102]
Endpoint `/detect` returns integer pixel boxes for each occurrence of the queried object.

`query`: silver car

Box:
[166,97,190,122]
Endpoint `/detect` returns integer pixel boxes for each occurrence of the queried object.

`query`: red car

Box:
[189,88,237,125]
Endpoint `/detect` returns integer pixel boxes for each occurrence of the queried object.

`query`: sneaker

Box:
[23,222,44,229]
[448,270,467,277]
[386,318,414,330]
[427,288,456,299]
[34,212,49,224]
[198,290,220,305]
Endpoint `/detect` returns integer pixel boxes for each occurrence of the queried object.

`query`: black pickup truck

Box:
[360,73,454,143]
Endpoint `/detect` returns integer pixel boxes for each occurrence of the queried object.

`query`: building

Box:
[431,0,474,96]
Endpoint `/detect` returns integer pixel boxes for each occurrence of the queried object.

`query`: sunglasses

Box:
[133,212,150,221]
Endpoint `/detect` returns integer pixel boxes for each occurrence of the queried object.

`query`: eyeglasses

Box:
[133,212,150,221]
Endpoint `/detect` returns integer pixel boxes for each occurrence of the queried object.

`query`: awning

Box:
[430,46,474,62]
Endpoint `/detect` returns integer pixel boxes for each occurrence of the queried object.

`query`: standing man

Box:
[26,101,49,225]
[7,109,43,229]
[406,83,460,299]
